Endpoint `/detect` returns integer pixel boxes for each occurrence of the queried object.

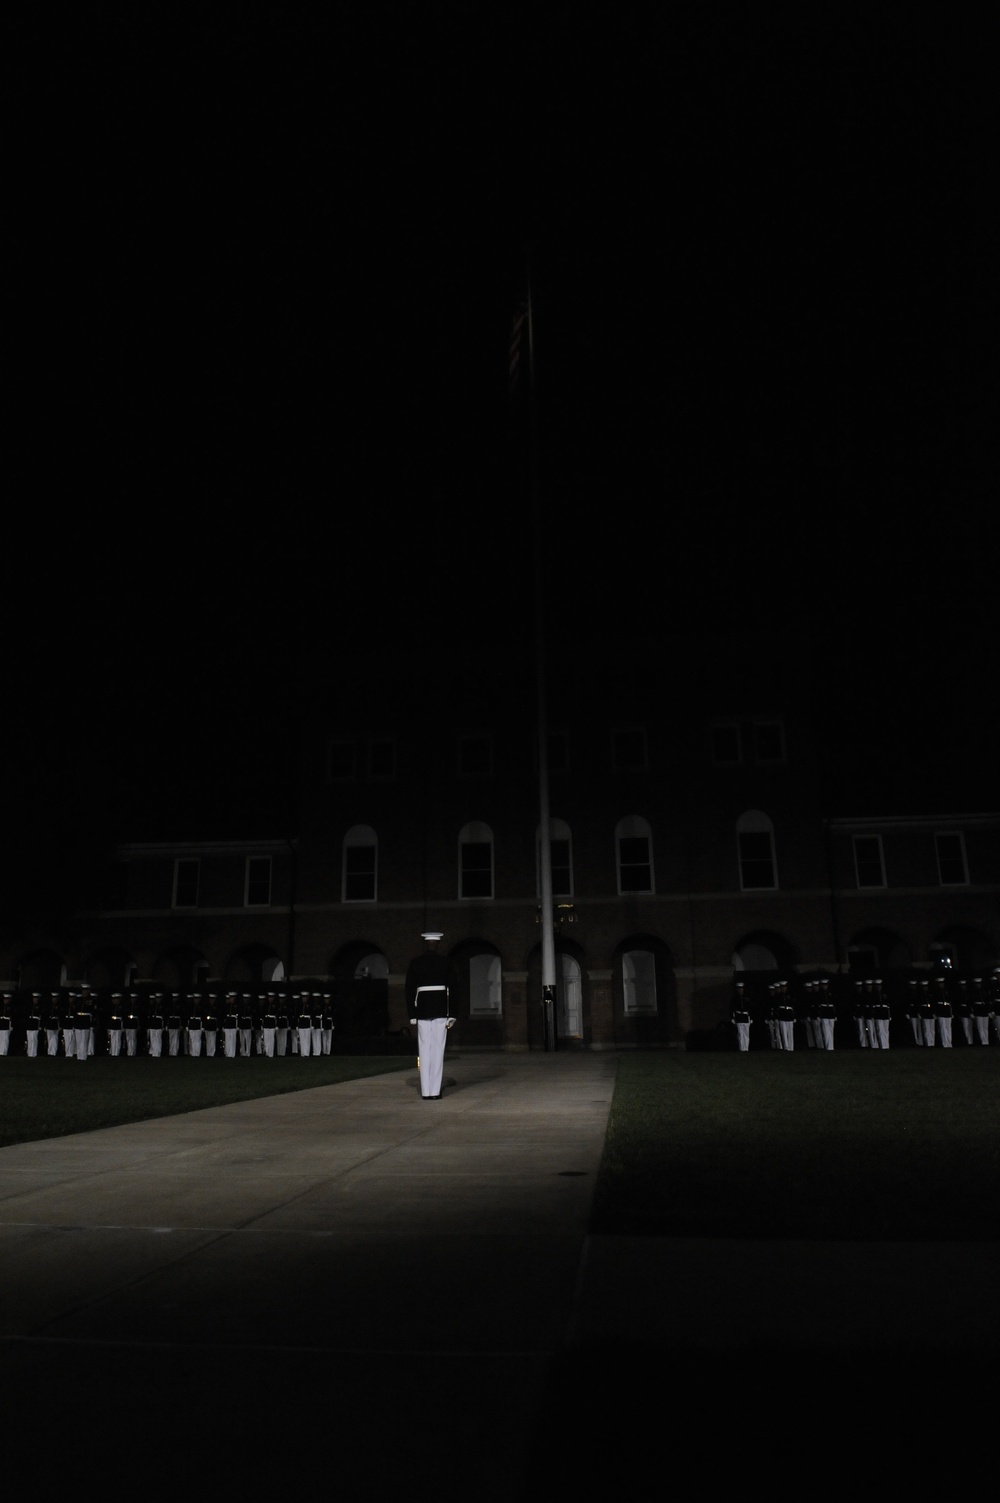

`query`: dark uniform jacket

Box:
[405,951,457,1019]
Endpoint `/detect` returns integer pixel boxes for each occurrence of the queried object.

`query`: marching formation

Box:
[0,991,338,1059]
[732,969,1000,1051]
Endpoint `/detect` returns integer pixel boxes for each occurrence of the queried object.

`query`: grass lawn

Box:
[0,1053,414,1148]
[591,1048,1000,1240]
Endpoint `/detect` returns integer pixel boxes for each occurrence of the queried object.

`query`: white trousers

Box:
[735,1022,749,1052]
[188,1029,203,1056]
[417,1018,447,1098]
[297,1026,312,1056]
[25,1031,39,1057]
[818,1019,835,1050]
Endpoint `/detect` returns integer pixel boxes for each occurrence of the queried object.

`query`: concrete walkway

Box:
[1,1051,997,1498]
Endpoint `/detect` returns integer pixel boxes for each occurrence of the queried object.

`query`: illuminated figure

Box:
[405,930,457,1099]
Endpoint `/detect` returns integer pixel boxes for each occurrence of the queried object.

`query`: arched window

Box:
[557,954,583,1039]
[343,825,378,902]
[469,954,502,1015]
[537,818,573,897]
[736,809,777,891]
[459,822,494,900]
[616,816,654,894]
[623,950,657,1013]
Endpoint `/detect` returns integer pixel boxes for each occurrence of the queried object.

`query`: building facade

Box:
[4,638,998,1047]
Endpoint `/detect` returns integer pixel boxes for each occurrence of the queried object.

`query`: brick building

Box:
[4,634,998,1047]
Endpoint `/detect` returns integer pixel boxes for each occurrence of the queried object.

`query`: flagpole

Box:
[526,268,557,1052]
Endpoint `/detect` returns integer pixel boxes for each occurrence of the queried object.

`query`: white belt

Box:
[415,986,447,994]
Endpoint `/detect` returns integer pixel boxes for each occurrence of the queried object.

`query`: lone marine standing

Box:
[405,931,457,1100]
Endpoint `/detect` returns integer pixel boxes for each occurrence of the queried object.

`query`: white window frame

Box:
[934,831,969,886]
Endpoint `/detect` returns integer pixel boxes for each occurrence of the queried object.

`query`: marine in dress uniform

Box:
[852,983,867,1048]
[62,997,76,1058]
[801,982,818,1049]
[108,995,124,1057]
[75,993,94,1060]
[955,981,973,1046]
[405,931,457,1099]
[906,980,923,1045]
[731,981,751,1052]
[187,995,204,1056]
[872,979,891,1049]
[971,979,991,1046]
[148,996,165,1057]
[124,998,140,1056]
[261,998,277,1058]
[167,996,183,1056]
[321,995,334,1055]
[817,979,836,1050]
[238,996,254,1057]
[204,997,219,1057]
[45,995,61,1055]
[223,995,239,1058]
[934,978,953,1048]
[26,995,43,1057]
[275,998,289,1056]
[0,995,11,1056]
[775,981,795,1051]
[918,981,936,1047]
[295,997,312,1057]
[310,995,323,1057]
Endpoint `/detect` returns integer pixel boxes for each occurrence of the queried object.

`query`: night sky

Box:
[7,7,997,886]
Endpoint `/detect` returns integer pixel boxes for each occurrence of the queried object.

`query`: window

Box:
[459,822,494,899]
[343,825,378,902]
[459,734,492,777]
[616,816,654,894]
[623,950,657,1014]
[368,738,396,779]
[173,858,199,908]
[538,818,573,897]
[736,810,777,890]
[711,722,742,766]
[245,856,272,906]
[469,954,502,1015]
[753,720,786,764]
[935,832,968,886]
[613,727,647,772]
[328,740,356,781]
[853,834,885,888]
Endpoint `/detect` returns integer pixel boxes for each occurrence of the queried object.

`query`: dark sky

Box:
[8,5,997,851]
